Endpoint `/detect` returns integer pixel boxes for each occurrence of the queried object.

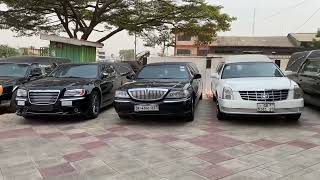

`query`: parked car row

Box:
[2,52,319,122]
[9,58,203,121]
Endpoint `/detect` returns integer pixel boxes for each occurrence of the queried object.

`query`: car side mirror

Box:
[193,74,202,79]
[29,68,42,77]
[126,74,134,80]
[211,72,219,79]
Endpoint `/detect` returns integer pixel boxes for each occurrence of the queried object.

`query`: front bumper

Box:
[114,98,193,116]
[16,97,88,116]
[219,99,304,115]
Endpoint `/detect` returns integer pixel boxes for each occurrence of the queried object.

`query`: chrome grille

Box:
[128,88,168,101]
[28,90,60,105]
[239,90,289,102]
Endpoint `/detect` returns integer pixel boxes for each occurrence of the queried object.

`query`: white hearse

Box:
[211,55,304,121]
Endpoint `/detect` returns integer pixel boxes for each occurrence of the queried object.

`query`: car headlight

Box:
[222,87,233,100]
[17,89,27,97]
[294,85,303,99]
[64,89,86,97]
[166,90,190,99]
[115,90,130,98]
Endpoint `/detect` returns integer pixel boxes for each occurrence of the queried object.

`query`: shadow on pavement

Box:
[118,116,190,127]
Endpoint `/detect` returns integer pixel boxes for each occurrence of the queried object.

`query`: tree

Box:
[0,0,235,43]
[0,45,19,58]
[142,26,174,56]
[119,49,135,61]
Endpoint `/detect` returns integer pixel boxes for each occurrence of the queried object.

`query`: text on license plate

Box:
[134,104,159,112]
[257,103,275,112]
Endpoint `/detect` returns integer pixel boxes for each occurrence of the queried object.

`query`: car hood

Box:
[24,77,94,89]
[120,79,190,90]
[223,77,294,91]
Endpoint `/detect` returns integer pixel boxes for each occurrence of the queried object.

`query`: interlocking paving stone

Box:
[0,100,320,179]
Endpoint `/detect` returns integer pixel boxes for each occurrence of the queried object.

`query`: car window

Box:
[301,60,320,76]
[222,62,284,79]
[51,64,98,79]
[0,63,29,77]
[137,65,190,79]
[101,65,117,78]
[115,65,131,75]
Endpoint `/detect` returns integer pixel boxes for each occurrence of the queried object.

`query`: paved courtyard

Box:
[0,100,320,180]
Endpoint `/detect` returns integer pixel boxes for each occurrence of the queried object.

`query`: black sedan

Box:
[114,62,203,121]
[16,63,126,119]
[0,56,70,112]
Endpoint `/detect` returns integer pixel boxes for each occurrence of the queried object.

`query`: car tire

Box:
[216,101,228,120]
[8,95,17,113]
[185,98,195,122]
[285,114,301,122]
[118,114,129,119]
[84,91,101,120]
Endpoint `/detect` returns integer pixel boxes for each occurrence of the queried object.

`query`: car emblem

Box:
[260,93,269,100]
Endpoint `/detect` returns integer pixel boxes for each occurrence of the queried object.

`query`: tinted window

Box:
[115,65,132,75]
[0,63,29,77]
[51,65,98,78]
[222,62,283,79]
[301,60,320,76]
[137,65,190,79]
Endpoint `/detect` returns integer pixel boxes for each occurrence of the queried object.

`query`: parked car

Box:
[114,62,203,121]
[16,63,125,119]
[211,55,304,121]
[0,56,70,112]
[286,52,320,106]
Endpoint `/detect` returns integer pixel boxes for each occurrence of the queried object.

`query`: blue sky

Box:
[1,0,320,56]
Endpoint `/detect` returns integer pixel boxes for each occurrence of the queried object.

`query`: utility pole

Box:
[134,33,137,61]
[252,8,256,36]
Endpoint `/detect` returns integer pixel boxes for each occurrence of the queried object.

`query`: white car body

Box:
[211,55,304,118]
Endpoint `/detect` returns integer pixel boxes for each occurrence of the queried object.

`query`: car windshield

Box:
[50,64,98,79]
[222,62,284,79]
[0,63,29,77]
[137,65,190,79]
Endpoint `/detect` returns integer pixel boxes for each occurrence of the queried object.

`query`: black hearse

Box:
[114,62,203,121]
[0,56,70,112]
[16,63,127,119]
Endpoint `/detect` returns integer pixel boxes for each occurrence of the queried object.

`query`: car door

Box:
[298,59,320,97]
[100,64,121,105]
[188,65,201,98]
[212,63,224,94]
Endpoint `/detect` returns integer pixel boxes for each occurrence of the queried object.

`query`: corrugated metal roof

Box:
[288,33,319,42]
[40,34,103,48]
[210,36,295,47]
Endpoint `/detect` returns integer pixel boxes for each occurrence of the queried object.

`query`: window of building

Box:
[176,49,191,56]
[177,35,191,41]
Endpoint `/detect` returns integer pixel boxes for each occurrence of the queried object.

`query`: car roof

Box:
[222,55,273,64]
[0,56,71,64]
[146,62,192,66]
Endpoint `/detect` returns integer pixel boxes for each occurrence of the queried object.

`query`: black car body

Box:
[0,56,70,111]
[16,63,127,119]
[114,62,203,121]
[287,56,320,106]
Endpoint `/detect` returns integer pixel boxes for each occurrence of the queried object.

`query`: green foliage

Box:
[0,0,235,43]
[119,49,135,61]
[0,45,19,58]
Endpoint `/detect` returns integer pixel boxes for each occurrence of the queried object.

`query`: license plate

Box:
[257,103,275,112]
[134,104,159,112]
[61,101,72,107]
[17,101,25,106]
